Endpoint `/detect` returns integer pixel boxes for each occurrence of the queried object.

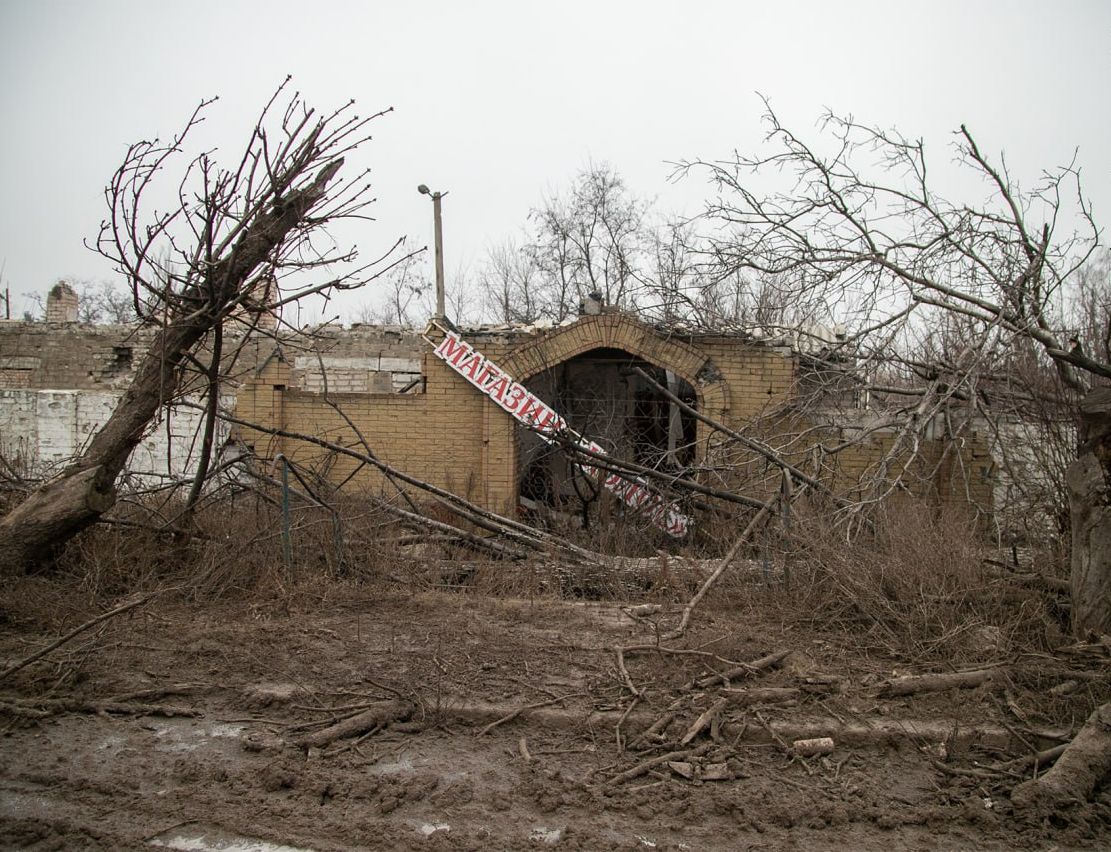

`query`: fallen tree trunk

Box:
[722,687,802,706]
[0,467,117,574]
[1011,701,1111,810]
[296,700,413,749]
[0,698,199,719]
[875,667,998,698]
[0,149,345,574]
[438,699,1064,751]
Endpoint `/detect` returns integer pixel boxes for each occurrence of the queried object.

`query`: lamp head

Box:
[417,184,431,195]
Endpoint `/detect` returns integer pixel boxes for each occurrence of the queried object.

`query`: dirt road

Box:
[1,585,1107,850]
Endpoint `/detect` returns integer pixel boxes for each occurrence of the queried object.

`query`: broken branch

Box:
[0,591,160,683]
[1011,701,1111,810]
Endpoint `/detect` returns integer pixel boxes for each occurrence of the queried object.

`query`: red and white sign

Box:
[430,330,691,537]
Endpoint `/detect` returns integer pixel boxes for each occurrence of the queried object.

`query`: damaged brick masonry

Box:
[0,305,997,531]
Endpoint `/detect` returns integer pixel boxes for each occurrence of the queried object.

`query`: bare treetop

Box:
[91,78,409,330]
[683,103,1106,389]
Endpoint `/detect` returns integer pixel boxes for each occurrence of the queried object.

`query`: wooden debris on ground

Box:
[875,667,998,698]
[1011,701,1111,810]
[295,700,413,750]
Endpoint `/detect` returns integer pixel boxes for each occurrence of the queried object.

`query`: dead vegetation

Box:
[1,492,1109,848]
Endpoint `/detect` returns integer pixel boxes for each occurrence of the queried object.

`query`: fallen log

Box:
[108,683,212,702]
[1011,701,1111,810]
[722,687,802,706]
[875,667,998,698]
[296,700,413,749]
[438,699,1063,751]
[695,649,791,688]
[754,718,1064,751]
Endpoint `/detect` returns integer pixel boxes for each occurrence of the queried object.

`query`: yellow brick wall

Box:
[233,316,992,522]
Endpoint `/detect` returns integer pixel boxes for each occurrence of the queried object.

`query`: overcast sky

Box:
[1,0,1108,322]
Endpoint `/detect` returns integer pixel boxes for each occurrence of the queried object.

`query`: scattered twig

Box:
[475,693,583,737]
[995,744,1068,774]
[695,649,791,689]
[930,759,998,780]
[664,498,781,640]
[615,647,642,698]
[753,709,792,754]
[324,723,384,757]
[616,694,642,752]
[629,697,685,750]
[0,591,162,683]
[680,698,729,746]
[606,743,714,787]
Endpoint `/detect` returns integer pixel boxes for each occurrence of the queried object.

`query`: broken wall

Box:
[0,314,995,526]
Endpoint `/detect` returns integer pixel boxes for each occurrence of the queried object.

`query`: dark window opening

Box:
[516,348,696,528]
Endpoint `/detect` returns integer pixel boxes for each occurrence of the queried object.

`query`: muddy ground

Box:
[0,579,1108,851]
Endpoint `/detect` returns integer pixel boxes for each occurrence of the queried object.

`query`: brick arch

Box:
[480,315,729,512]
[500,314,728,421]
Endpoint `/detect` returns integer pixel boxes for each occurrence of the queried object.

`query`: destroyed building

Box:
[0,287,997,536]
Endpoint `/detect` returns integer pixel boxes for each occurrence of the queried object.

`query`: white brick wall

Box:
[0,389,37,468]
[0,389,231,487]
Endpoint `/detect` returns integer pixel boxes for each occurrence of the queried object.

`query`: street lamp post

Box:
[417,184,446,319]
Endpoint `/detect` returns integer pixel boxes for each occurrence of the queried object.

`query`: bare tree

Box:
[0,80,409,572]
[477,163,652,323]
[74,280,139,324]
[373,250,429,327]
[481,238,544,325]
[1068,248,1111,364]
[683,103,1108,632]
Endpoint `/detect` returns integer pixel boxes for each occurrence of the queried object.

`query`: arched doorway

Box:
[516,347,698,530]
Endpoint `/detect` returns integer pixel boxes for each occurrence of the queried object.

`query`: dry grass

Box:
[728,496,1057,664]
[1,485,1065,677]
